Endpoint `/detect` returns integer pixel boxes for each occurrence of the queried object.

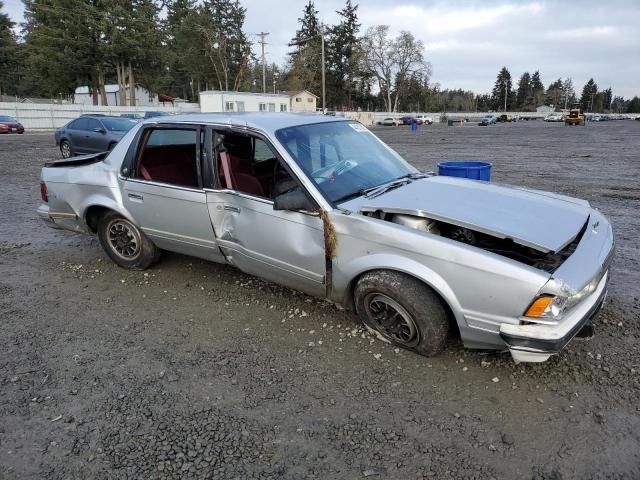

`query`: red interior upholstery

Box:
[139,145,198,188]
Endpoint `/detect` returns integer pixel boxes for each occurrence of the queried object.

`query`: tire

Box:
[354,270,450,356]
[60,140,72,158]
[97,211,160,270]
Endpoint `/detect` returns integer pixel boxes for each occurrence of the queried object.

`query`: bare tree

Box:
[360,26,430,112]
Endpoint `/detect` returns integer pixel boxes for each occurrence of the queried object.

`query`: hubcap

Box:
[61,143,71,158]
[364,294,419,346]
[107,219,141,260]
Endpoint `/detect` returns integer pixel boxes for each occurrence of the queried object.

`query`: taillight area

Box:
[40,181,48,203]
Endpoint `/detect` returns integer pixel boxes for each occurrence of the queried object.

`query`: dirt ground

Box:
[1,120,639,479]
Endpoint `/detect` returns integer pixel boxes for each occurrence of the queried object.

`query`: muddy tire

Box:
[97,211,160,270]
[354,270,449,356]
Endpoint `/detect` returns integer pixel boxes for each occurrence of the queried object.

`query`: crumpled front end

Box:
[499,209,614,362]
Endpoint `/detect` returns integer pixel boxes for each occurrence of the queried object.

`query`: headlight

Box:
[524,295,569,319]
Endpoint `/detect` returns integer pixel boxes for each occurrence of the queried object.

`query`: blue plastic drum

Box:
[437,161,493,181]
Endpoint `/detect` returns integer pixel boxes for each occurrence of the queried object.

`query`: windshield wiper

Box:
[363,172,428,199]
[333,172,428,204]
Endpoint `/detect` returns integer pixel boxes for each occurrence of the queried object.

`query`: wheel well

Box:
[85,206,112,233]
[349,268,461,339]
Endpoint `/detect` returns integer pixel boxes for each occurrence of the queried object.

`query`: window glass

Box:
[280,104,287,112]
[259,103,267,112]
[225,101,234,111]
[85,118,102,131]
[295,98,302,102]
[146,129,196,146]
[253,138,276,162]
[72,118,89,130]
[100,118,137,132]
[137,128,199,188]
[276,121,415,204]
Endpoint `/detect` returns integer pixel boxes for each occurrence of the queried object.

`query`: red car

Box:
[0,115,25,134]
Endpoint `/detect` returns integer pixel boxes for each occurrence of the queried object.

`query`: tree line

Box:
[490,66,638,113]
[1,0,638,113]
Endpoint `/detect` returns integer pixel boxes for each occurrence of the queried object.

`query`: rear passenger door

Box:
[121,125,226,263]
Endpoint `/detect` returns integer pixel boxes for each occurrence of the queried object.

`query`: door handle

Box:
[128,193,144,201]
[223,205,241,213]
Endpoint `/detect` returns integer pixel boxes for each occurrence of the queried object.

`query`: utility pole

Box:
[321,25,326,113]
[504,81,507,112]
[257,32,269,93]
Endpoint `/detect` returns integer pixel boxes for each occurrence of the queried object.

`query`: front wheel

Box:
[354,270,450,356]
[97,211,160,270]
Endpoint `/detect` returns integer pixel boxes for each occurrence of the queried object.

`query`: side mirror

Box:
[94,127,106,134]
[273,187,313,212]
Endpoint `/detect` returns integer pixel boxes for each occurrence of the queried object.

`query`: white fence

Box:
[0,102,200,130]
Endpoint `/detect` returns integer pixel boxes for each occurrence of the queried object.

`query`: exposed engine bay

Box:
[365,212,585,273]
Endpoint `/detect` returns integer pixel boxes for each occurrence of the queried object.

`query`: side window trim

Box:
[127,123,204,189]
[210,127,316,207]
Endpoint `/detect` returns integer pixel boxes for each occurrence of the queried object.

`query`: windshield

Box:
[100,118,137,132]
[276,121,416,203]
[0,116,16,122]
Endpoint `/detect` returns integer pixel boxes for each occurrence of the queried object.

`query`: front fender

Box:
[331,252,466,333]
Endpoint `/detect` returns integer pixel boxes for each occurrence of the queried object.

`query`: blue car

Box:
[55,116,138,158]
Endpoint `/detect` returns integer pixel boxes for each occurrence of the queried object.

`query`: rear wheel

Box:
[97,211,160,270]
[354,270,450,356]
[60,140,72,158]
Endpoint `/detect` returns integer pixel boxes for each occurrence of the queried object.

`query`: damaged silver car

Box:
[38,113,614,363]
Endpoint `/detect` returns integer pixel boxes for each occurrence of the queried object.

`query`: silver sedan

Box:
[38,113,614,363]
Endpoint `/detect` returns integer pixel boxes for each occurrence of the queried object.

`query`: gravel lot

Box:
[1,121,639,479]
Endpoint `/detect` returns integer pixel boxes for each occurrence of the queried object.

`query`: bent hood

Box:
[349,176,590,253]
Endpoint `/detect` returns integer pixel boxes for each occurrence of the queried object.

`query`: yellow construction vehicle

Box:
[564,103,586,126]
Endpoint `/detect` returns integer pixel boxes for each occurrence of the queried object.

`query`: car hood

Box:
[344,176,590,253]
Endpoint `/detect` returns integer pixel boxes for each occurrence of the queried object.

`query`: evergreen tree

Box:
[0,0,18,96]
[285,1,322,99]
[580,78,598,111]
[327,0,360,109]
[530,70,544,107]
[491,67,513,111]
[626,96,640,113]
[562,77,576,107]
[515,72,531,110]
[544,78,564,108]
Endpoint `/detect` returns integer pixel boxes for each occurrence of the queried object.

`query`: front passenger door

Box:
[205,131,326,297]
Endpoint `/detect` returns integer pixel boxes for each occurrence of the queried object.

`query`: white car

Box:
[415,115,433,125]
[544,113,563,122]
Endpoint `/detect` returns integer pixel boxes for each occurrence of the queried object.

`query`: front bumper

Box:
[499,271,609,363]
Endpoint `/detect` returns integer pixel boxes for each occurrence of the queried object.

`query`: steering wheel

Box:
[312,159,358,183]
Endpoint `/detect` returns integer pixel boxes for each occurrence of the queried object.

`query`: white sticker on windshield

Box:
[349,123,368,132]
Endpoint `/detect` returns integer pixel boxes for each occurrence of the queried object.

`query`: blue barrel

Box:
[437,161,492,181]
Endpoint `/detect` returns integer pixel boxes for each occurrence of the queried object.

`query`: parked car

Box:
[636,116,640,121]
[38,113,613,364]
[497,114,514,123]
[544,113,563,122]
[120,113,144,121]
[0,115,25,134]
[415,115,433,125]
[54,115,138,158]
[143,111,170,119]
[399,116,413,125]
[381,117,401,126]
[479,114,497,126]
[591,115,603,122]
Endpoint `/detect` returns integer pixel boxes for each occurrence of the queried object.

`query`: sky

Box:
[4,0,640,98]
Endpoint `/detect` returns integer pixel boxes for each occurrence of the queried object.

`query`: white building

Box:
[199,90,318,114]
[74,84,158,106]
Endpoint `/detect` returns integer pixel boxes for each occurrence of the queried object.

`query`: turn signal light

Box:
[524,296,553,318]
[40,181,48,203]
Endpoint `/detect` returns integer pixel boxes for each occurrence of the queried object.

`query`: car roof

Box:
[143,112,351,135]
